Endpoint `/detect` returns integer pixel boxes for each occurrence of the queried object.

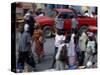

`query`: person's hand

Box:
[34,23,38,26]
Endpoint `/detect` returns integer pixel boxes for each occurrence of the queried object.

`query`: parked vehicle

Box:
[35,8,97,37]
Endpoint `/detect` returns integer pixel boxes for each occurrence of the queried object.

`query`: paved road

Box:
[16,32,55,72]
[16,32,97,72]
[32,38,55,71]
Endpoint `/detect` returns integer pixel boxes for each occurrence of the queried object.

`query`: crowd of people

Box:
[16,8,97,72]
[16,10,45,72]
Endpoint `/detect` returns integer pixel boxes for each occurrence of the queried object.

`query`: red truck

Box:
[35,8,97,37]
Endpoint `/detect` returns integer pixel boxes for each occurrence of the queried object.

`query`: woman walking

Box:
[67,33,77,69]
[78,31,88,66]
[33,25,45,63]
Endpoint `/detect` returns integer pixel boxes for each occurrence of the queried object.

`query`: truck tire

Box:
[43,26,52,38]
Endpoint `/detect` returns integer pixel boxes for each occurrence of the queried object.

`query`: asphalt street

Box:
[16,32,55,72]
[16,31,97,72]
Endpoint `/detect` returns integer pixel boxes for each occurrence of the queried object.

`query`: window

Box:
[58,12,76,19]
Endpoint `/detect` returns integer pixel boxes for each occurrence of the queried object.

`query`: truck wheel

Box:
[43,26,52,38]
[79,25,88,34]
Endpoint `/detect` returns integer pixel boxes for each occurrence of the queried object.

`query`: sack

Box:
[27,55,36,68]
[59,45,67,62]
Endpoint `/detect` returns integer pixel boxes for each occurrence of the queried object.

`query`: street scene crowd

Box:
[15,3,97,72]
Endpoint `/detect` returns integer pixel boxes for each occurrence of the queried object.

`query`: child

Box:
[33,25,45,63]
[71,16,78,33]
[55,42,68,70]
[85,33,96,68]
[51,30,65,68]
[55,14,64,31]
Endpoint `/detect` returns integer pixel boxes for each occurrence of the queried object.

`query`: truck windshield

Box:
[58,12,76,19]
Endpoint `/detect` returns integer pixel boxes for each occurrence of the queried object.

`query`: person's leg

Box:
[79,51,83,66]
[69,56,76,66]
[37,47,43,63]
[79,51,85,66]
[60,61,65,70]
[26,51,36,69]
[71,28,75,33]
[35,49,41,63]
[74,28,77,34]
[17,51,25,72]
[21,52,29,71]
[35,41,42,63]
[24,51,30,72]
[51,47,58,68]
[17,51,22,72]
[84,51,92,66]
[40,43,44,58]
[17,51,22,64]
[82,51,85,65]
[55,60,59,70]
[76,51,80,65]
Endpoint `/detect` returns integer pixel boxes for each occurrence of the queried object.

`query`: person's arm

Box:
[39,29,46,43]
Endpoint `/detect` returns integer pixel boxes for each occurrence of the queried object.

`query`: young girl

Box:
[55,42,68,70]
[33,25,45,63]
[85,33,96,68]
[51,30,65,68]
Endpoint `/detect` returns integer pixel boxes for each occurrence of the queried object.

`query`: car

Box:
[35,8,97,37]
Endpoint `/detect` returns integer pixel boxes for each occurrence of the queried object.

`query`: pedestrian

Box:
[55,14,64,32]
[71,16,78,34]
[24,10,36,36]
[33,25,45,63]
[84,10,90,17]
[47,8,56,17]
[90,12,97,19]
[55,42,68,70]
[74,32,80,66]
[78,31,88,66]
[84,32,96,68]
[52,11,59,34]
[67,33,77,69]
[51,30,66,68]
[17,24,33,72]
[35,8,45,16]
